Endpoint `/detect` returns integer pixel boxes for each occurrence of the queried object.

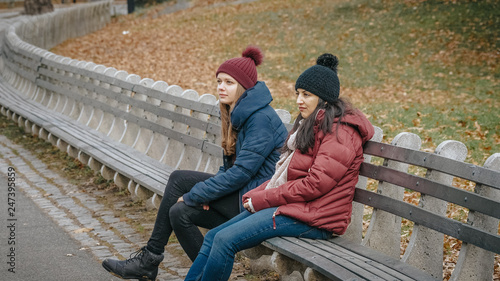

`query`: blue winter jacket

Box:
[183,81,288,212]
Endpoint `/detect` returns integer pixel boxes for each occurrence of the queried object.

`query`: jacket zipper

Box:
[272,207,279,229]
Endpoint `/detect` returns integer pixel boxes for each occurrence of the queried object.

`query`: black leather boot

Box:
[102,246,164,281]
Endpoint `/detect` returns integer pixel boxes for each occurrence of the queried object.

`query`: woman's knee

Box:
[200,227,225,253]
[164,170,190,196]
[164,170,182,189]
[169,169,186,181]
[204,227,218,243]
[210,229,238,255]
[214,226,238,246]
[169,202,190,223]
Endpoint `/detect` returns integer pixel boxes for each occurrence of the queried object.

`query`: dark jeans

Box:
[146,170,240,261]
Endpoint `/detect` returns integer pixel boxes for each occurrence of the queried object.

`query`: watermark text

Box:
[6,167,16,274]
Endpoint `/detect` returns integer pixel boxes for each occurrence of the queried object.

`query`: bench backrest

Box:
[348,130,500,279]
[2,30,227,174]
[2,27,295,175]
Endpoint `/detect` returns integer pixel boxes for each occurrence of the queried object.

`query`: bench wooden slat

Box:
[41,57,121,86]
[314,241,415,281]
[354,188,500,254]
[202,141,223,158]
[262,237,365,281]
[360,163,500,218]
[37,117,169,193]
[56,123,170,178]
[44,117,171,181]
[327,238,439,281]
[113,92,220,135]
[93,70,136,92]
[363,141,500,189]
[314,240,428,281]
[2,86,163,177]
[290,237,415,281]
[0,84,45,126]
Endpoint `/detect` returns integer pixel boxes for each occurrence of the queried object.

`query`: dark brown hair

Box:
[286,97,354,154]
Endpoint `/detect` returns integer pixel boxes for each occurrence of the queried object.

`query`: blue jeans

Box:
[185,207,332,281]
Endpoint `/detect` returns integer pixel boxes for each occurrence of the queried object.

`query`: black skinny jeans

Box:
[146,170,240,261]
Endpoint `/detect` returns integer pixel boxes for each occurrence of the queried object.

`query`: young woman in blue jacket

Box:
[102,46,288,281]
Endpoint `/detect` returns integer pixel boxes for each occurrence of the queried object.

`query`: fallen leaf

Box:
[73,227,94,233]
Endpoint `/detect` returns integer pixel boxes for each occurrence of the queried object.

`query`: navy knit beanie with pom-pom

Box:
[216,46,264,89]
[295,53,340,103]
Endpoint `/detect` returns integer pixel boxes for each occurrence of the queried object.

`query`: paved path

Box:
[0,171,119,281]
[0,135,190,280]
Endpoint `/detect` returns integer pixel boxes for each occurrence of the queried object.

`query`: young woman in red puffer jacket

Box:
[185,53,375,281]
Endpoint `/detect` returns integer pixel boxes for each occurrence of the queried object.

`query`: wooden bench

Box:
[1,5,500,281]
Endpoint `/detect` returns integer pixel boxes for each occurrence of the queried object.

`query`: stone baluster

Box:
[144,82,173,162]
[362,132,422,258]
[175,89,202,170]
[158,85,183,168]
[402,140,468,278]
[193,93,218,173]
[344,125,383,243]
[116,74,141,143]
[450,153,500,281]
[143,81,169,158]
[130,78,156,152]
[97,70,128,135]
[86,66,116,130]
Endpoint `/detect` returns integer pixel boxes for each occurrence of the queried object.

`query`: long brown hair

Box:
[220,83,246,155]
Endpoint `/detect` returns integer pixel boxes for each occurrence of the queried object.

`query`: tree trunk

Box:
[24,0,54,15]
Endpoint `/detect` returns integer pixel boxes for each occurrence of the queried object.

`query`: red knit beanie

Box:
[216,46,264,89]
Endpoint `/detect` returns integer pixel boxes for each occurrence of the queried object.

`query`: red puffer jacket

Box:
[242,109,374,235]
